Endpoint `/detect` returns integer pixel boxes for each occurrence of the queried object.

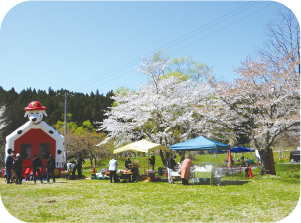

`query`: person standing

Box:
[13,153,23,184]
[109,156,118,183]
[46,154,56,183]
[167,155,178,184]
[32,153,43,183]
[241,154,245,163]
[180,155,194,186]
[77,154,85,179]
[244,158,250,177]
[149,155,155,170]
[125,157,132,169]
[5,148,14,184]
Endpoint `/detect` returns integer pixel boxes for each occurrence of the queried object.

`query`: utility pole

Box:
[64,92,67,137]
[62,91,73,164]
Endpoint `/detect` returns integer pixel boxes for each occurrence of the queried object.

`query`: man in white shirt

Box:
[109,156,118,183]
[66,160,77,180]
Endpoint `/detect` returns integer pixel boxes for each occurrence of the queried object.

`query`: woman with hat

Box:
[13,153,23,184]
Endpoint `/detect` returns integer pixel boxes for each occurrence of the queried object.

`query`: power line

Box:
[166,2,275,56]
[77,1,274,93]
[71,1,262,92]
[81,1,274,93]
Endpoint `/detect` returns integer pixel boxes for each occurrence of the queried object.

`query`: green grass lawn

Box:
[0,163,299,222]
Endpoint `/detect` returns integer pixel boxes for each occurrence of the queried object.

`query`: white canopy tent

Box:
[113,139,170,179]
[113,139,170,154]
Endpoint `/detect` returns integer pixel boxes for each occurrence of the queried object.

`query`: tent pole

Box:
[215,147,218,167]
[147,153,149,181]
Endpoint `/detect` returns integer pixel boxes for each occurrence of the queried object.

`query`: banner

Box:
[227,150,231,167]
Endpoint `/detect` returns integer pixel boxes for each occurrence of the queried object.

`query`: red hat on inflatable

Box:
[24,101,46,111]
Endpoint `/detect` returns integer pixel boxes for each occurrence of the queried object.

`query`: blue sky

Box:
[0,0,299,96]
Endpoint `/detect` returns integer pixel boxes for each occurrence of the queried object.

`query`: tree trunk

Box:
[89,158,93,167]
[94,157,97,167]
[160,150,167,166]
[179,151,186,162]
[259,147,268,175]
[166,152,170,163]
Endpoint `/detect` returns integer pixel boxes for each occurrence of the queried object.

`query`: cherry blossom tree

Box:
[97,57,211,165]
[0,105,7,166]
[197,51,299,175]
[0,105,6,129]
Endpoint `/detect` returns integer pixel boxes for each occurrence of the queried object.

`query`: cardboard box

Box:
[140,175,147,181]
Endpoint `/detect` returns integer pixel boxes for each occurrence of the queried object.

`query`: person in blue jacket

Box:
[5,148,14,183]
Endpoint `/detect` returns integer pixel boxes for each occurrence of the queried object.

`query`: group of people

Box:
[4,148,56,184]
[4,148,87,184]
[107,154,194,185]
[4,148,22,184]
[109,155,156,183]
[167,154,194,186]
[66,154,85,180]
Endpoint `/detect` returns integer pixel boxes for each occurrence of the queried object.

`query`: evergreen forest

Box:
[0,86,114,139]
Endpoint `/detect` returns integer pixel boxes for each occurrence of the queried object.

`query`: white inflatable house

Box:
[5,101,65,177]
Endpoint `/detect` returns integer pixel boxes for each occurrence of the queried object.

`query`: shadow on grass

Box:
[178,180,251,186]
[219,180,250,186]
[24,182,69,185]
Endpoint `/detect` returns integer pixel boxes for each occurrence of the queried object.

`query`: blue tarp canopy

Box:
[209,150,226,154]
[170,136,230,151]
[230,146,255,153]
